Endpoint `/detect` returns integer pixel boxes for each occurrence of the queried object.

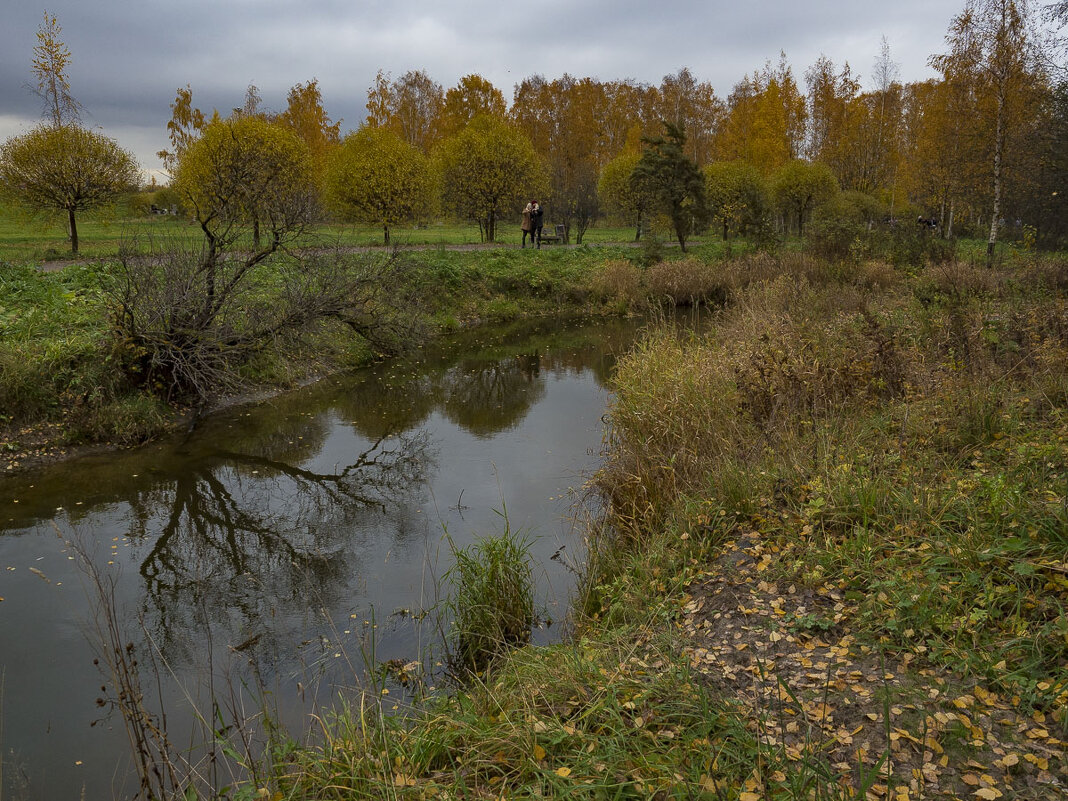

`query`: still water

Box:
[0,316,643,800]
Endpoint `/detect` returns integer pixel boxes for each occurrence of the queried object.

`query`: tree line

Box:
[2,0,1066,257]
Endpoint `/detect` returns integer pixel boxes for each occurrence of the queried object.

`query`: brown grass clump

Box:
[853,259,901,291]
[590,259,643,306]
[645,258,730,306]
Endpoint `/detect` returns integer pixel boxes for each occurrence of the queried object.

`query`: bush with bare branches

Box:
[108,244,427,403]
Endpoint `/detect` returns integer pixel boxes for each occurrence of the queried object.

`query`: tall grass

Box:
[592,251,1068,700]
[443,524,536,674]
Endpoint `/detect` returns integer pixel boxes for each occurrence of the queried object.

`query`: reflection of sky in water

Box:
[0,317,641,801]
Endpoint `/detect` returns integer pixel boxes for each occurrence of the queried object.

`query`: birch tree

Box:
[932,0,1042,263]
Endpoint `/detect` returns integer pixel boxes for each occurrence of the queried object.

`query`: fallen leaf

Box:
[555,767,572,778]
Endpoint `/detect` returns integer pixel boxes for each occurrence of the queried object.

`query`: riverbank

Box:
[274,251,1068,799]
[1,241,700,475]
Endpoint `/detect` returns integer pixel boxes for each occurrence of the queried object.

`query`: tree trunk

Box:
[384,225,390,245]
[987,74,1006,266]
[675,219,688,252]
[68,207,78,254]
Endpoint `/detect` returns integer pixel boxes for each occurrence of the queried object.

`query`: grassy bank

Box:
[0,240,737,470]
[263,250,1067,800]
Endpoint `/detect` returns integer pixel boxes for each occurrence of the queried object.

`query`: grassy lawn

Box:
[0,202,664,263]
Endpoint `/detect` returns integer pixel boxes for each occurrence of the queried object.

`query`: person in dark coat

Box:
[531,200,544,249]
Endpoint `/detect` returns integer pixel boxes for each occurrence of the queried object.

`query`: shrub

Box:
[633,235,665,269]
[808,194,871,262]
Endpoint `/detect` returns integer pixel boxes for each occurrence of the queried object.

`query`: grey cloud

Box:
[1,0,968,174]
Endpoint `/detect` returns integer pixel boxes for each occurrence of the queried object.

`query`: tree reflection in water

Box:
[441,352,544,437]
[126,427,434,659]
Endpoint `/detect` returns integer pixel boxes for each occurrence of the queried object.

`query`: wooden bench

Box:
[538,224,565,245]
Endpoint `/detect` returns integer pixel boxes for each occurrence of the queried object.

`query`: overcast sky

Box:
[0,0,970,179]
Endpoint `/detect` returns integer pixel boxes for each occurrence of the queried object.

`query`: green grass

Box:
[277,581,769,800]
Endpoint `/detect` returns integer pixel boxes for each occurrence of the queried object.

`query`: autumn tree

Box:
[655,68,724,166]
[157,86,207,172]
[172,115,314,272]
[511,74,556,156]
[233,83,263,118]
[278,80,342,180]
[717,54,807,177]
[770,159,839,236]
[433,115,544,242]
[1,13,138,253]
[32,12,81,127]
[365,69,444,152]
[601,80,661,159]
[900,74,983,236]
[633,122,708,251]
[439,74,507,138]
[704,160,769,240]
[0,125,139,253]
[324,127,432,244]
[869,38,904,191]
[805,57,860,169]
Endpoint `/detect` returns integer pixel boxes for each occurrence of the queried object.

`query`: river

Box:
[0,316,644,800]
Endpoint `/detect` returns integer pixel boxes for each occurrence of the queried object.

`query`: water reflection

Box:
[128,431,433,653]
[441,352,545,437]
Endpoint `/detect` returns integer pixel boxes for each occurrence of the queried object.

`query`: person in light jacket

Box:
[521,200,534,248]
